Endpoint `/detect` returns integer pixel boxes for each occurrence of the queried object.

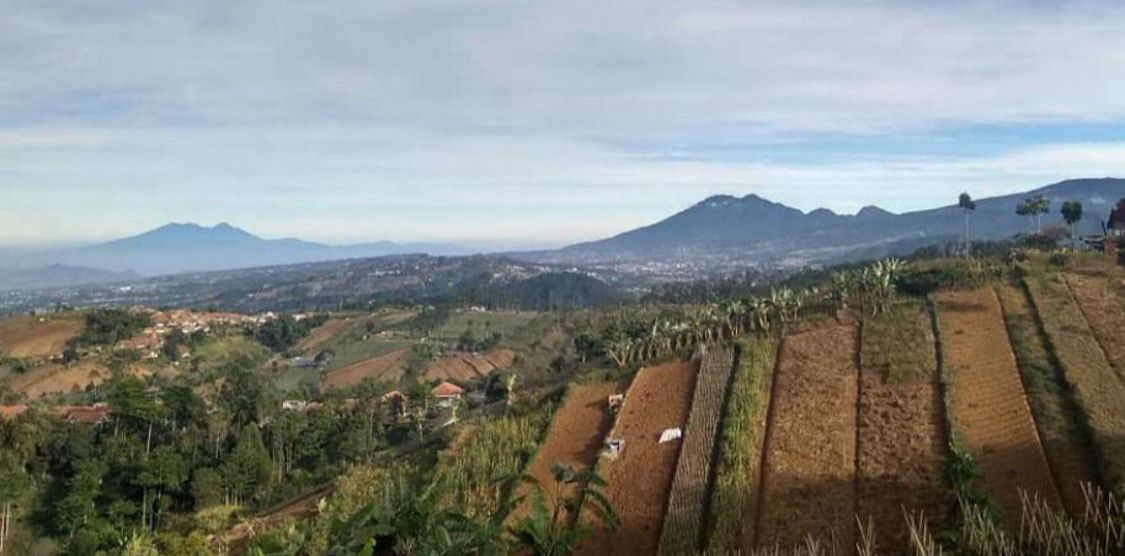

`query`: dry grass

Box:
[995,283,1099,517]
[861,302,935,384]
[1023,274,1125,490]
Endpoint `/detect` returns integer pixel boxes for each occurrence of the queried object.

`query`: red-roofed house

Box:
[431,382,465,408]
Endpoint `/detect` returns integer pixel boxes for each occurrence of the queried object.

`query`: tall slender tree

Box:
[1061,200,1084,249]
[958,192,977,255]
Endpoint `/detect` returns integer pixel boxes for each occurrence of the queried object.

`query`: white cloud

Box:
[2,1,1125,245]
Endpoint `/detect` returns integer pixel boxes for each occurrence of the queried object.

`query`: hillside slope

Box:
[543,178,1125,267]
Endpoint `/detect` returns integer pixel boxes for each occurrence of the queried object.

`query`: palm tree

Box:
[959,192,977,255]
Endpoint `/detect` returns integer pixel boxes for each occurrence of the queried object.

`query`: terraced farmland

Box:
[581,360,698,556]
[513,380,626,521]
[1063,272,1125,383]
[658,347,736,556]
[756,323,859,550]
[857,303,947,549]
[706,337,778,553]
[1024,274,1125,490]
[934,289,1062,525]
[996,283,1099,516]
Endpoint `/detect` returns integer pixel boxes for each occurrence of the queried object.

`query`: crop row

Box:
[1023,275,1125,490]
[657,346,737,556]
[704,337,779,553]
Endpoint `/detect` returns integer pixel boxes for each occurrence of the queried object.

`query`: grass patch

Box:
[704,335,778,553]
[862,301,934,384]
[1024,274,1125,490]
[996,283,1101,515]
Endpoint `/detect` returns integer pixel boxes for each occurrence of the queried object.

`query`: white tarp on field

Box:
[658,428,682,444]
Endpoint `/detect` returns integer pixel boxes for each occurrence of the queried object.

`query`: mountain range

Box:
[2,177,1123,293]
[0,223,466,290]
[538,177,1125,267]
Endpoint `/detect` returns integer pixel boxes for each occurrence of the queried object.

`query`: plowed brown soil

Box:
[935,289,1062,525]
[321,348,409,389]
[423,349,516,382]
[757,323,858,551]
[7,360,155,399]
[581,361,698,556]
[0,316,83,358]
[514,381,627,521]
[1064,272,1125,384]
[298,318,347,353]
[857,312,947,552]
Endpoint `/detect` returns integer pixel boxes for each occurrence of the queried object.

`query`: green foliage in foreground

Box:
[705,336,778,553]
[247,463,618,556]
[434,405,554,519]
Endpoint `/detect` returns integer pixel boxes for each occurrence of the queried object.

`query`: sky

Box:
[4,1,1125,249]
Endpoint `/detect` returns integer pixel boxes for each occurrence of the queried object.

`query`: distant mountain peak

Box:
[856,205,894,218]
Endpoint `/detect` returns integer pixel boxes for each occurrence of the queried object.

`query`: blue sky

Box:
[4,0,1125,249]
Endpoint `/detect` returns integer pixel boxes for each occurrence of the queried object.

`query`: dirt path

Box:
[857,307,947,551]
[996,284,1099,518]
[580,361,698,556]
[1063,272,1125,384]
[935,289,1062,525]
[513,380,626,521]
[756,323,859,551]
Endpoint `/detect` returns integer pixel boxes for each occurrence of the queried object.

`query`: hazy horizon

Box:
[5,1,1125,246]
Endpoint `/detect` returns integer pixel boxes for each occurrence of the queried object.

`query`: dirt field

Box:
[1063,272,1125,384]
[298,318,348,354]
[0,316,83,358]
[321,348,409,389]
[935,289,1062,525]
[996,284,1099,517]
[514,381,626,521]
[580,361,698,556]
[423,348,516,382]
[857,306,947,550]
[756,323,859,551]
[5,360,157,399]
